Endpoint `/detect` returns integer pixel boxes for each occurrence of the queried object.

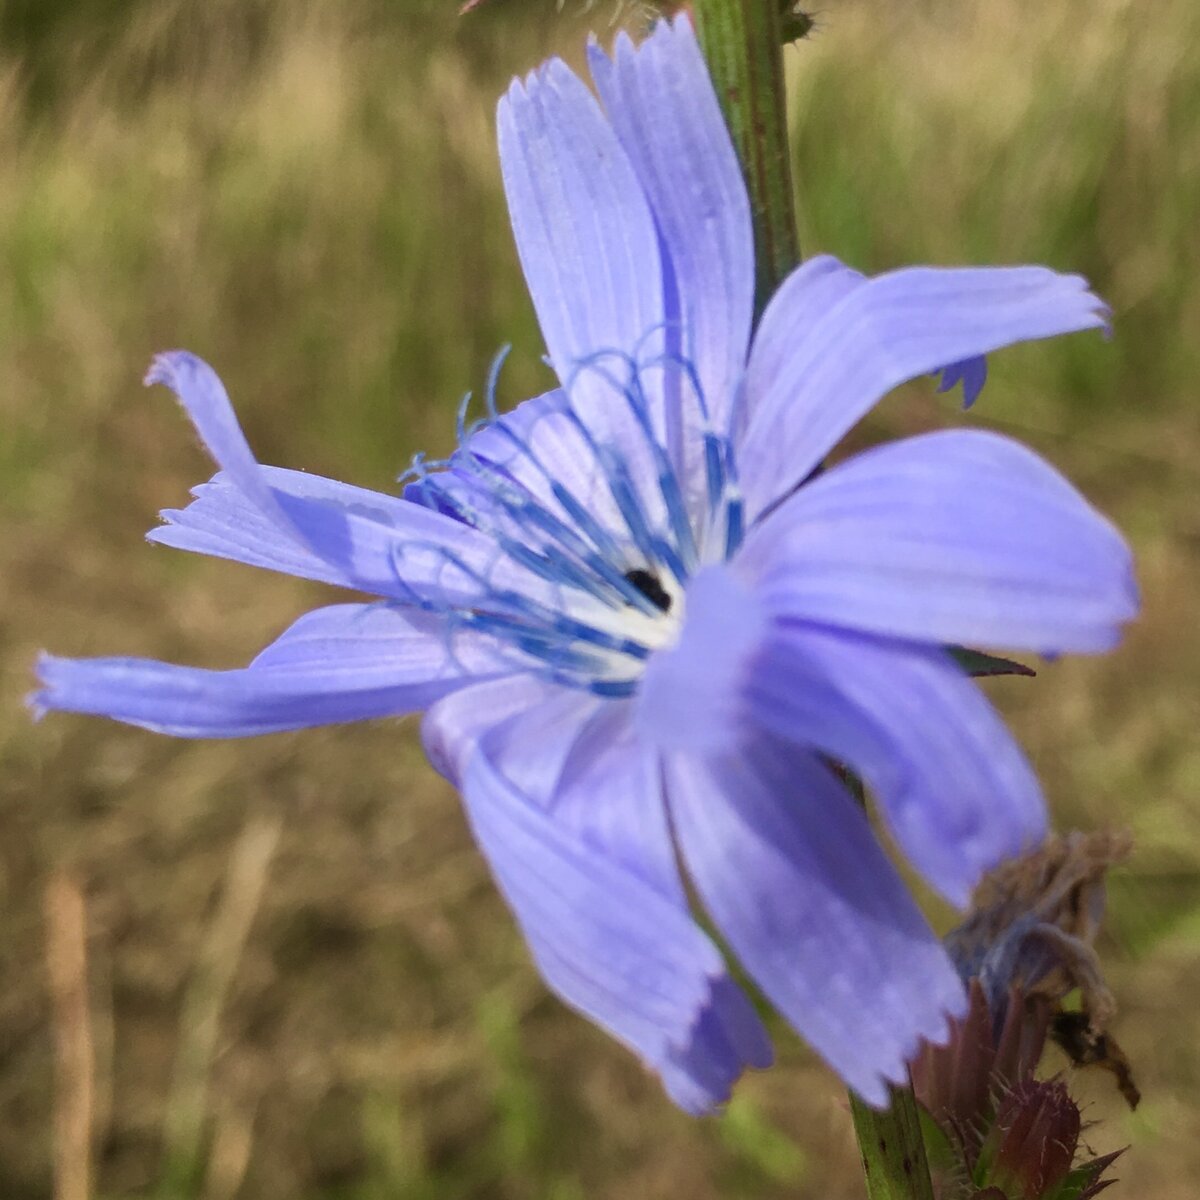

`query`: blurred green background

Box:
[2,0,1198,1197]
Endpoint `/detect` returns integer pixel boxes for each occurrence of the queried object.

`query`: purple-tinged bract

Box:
[32,17,1137,1112]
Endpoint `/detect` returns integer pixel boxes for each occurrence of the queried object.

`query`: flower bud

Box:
[982,1079,1079,1198]
[913,833,1132,1199]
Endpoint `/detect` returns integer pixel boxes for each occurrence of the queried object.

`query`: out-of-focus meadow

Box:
[2,0,1198,1196]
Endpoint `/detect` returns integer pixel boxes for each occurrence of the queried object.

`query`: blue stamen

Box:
[451,450,643,610]
[491,365,685,595]
[484,343,513,420]
[641,346,712,424]
[456,612,628,679]
[723,494,745,559]
[568,349,701,577]
[655,463,698,573]
[470,609,648,660]
[596,444,663,571]
[703,432,726,515]
[588,677,638,698]
[389,526,660,688]
[548,482,627,567]
[491,532,635,615]
[648,534,687,585]
[387,338,754,697]
[464,395,639,582]
[416,476,476,525]
[455,391,474,444]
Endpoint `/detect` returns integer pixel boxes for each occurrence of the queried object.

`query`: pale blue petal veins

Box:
[736,429,1137,654]
[743,625,1046,908]
[589,16,754,432]
[146,355,554,609]
[425,679,770,1112]
[153,461,560,610]
[421,674,555,787]
[409,389,628,544]
[635,555,1045,907]
[498,55,668,479]
[145,351,292,529]
[149,472,354,586]
[152,466,443,595]
[33,604,501,737]
[738,265,1109,520]
[736,254,866,437]
[665,737,964,1107]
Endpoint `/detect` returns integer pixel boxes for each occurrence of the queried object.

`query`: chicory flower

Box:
[32,18,1136,1112]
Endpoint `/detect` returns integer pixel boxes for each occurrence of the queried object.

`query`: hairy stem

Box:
[691,0,800,310]
[850,1086,938,1200]
[692,8,938,1197]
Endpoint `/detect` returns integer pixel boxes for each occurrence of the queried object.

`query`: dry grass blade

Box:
[44,871,94,1200]
[203,1088,262,1200]
[161,811,282,1191]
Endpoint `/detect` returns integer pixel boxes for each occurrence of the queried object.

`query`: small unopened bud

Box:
[983,1079,1079,1199]
[975,1077,1123,1200]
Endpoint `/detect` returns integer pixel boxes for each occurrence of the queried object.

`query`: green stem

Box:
[844,754,940,1197]
[691,0,800,310]
[850,1086,937,1200]
[692,8,938,1196]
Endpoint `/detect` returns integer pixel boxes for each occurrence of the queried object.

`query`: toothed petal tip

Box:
[144,348,197,389]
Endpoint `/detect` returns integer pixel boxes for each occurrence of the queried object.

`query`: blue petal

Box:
[665,736,964,1106]
[149,473,345,583]
[152,467,418,591]
[32,603,499,737]
[658,976,773,1115]
[744,623,1046,908]
[589,17,754,437]
[739,264,1109,520]
[421,673,554,786]
[432,389,572,515]
[637,565,767,755]
[145,351,292,529]
[498,60,663,392]
[497,56,666,496]
[736,429,1137,654]
[152,464,551,609]
[147,355,543,607]
[424,679,771,1112]
[735,254,865,438]
[936,355,988,408]
[408,389,627,543]
[635,560,1045,907]
[402,389,570,517]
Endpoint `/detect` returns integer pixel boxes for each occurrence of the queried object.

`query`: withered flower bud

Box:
[912,833,1133,1199]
